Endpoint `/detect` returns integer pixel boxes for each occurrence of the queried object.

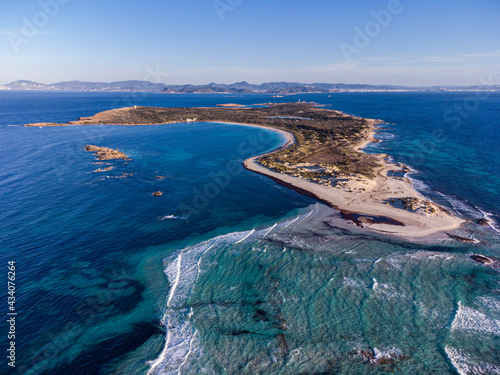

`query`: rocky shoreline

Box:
[84,145,128,160]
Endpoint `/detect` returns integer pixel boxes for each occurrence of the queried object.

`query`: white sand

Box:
[242,122,464,238]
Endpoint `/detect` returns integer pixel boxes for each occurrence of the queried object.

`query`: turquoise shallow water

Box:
[150,205,500,374]
[0,91,499,374]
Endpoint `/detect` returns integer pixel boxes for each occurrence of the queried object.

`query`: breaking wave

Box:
[445,346,500,375]
[148,206,318,374]
[451,301,500,336]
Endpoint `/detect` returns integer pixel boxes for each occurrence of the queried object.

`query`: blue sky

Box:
[1,0,499,86]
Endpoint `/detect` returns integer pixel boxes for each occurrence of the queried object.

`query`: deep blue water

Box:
[0,91,499,374]
[313,92,500,227]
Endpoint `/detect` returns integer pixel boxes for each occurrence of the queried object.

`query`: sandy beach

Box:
[243,121,464,238]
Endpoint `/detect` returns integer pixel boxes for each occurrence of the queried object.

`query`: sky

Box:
[1,0,499,86]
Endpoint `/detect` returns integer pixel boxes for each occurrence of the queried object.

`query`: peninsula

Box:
[27,103,464,237]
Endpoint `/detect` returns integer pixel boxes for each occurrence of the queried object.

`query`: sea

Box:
[0,91,499,375]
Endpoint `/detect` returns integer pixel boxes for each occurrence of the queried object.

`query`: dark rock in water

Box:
[358,349,375,361]
[401,164,411,173]
[228,330,264,336]
[342,211,405,227]
[85,145,128,160]
[273,319,288,331]
[276,333,288,353]
[231,330,252,336]
[255,309,267,316]
[447,233,476,243]
[117,172,133,178]
[93,166,114,172]
[273,310,288,331]
[470,254,492,264]
[470,254,500,269]
[358,347,408,371]
[475,218,491,226]
[253,309,270,322]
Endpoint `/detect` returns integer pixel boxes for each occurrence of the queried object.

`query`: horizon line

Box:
[2,79,499,89]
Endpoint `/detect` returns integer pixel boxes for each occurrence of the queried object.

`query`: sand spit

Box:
[243,124,464,238]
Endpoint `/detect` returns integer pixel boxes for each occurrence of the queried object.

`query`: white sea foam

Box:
[371,278,406,300]
[404,251,454,261]
[262,223,277,237]
[342,277,366,289]
[160,214,184,220]
[177,330,200,375]
[166,254,183,307]
[478,296,500,312]
[478,208,500,235]
[372,347,402,362]
[427,254,454,261]
[282,215,299,228]
[416,302,439,320]
[406,175,435,201]
[389,258,404,270]
[406,174,480,219]
[235,229,255,244]
[148,238,221,374]
[436,190,482,218]
[289,206,316,238]
[149,207,318,374]
[451,301,500,336]
[445,346,500,375]
[375,132,395,141]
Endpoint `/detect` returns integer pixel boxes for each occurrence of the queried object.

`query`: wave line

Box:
[235,229,255,244]
[177,330,198,375]
[263,223,277,237]
[283,215,299,228]
[167,254,182,307]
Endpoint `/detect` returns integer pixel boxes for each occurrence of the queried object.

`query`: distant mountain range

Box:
[1,80,499,93]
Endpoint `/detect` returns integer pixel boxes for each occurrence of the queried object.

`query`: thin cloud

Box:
[318,52,500,69]
[309,62,356,72]
[0,29,55,36]
[461,50,500,58]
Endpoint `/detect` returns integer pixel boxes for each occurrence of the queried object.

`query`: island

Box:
[84,145,128,160]
[27,103,464,237]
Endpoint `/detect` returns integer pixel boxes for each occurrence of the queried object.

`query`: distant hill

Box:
[0,80,498,93]
[0,80,166,92]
